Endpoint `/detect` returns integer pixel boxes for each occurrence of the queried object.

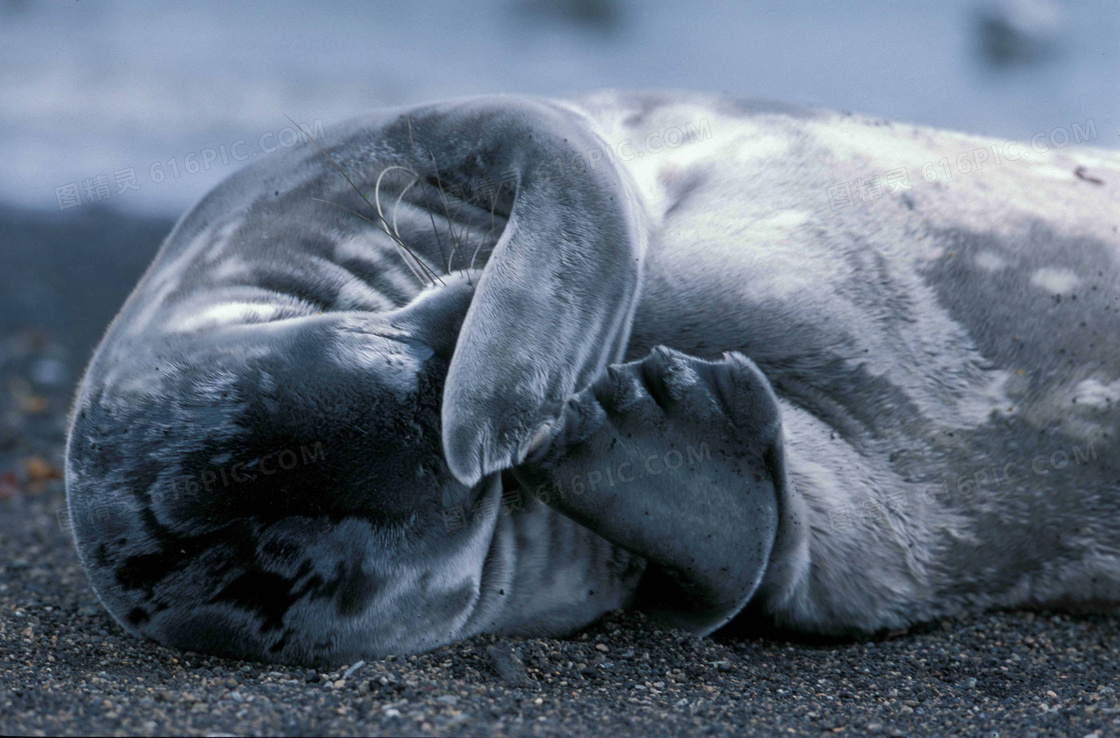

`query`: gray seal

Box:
[65,92,1120,665]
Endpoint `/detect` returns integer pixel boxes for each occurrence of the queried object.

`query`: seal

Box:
[65,92,1120,665]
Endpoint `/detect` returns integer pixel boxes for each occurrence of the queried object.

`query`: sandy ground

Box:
[1,207,1118,736]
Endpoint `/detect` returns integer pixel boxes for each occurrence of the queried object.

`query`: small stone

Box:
[900,706,914,715]
[595,643,609,652]
[0,473,18,500]
[18,394,48,414]
[488,643,532,687]
[23,456,61,483]
[436,695,459,705]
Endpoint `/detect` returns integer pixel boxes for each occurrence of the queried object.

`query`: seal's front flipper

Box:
[398,98,648,488]
[510,346,786,634]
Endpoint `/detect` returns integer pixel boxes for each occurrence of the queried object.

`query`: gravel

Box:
[1,491,1118,737]
[1,206,1118,736]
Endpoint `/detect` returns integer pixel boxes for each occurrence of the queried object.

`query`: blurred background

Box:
[1,0,1117,215]
[0,0,1116,490]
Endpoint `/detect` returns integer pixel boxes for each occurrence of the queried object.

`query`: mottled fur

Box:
[66,92,1120,665]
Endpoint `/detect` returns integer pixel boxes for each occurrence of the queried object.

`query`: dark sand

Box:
[1,206,1117,736]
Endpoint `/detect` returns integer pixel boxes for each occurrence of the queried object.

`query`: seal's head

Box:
[64,95,650,662]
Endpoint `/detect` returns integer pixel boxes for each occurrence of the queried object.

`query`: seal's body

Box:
[66,92,1120,665]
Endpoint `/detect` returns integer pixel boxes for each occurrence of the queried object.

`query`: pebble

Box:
[487,643,532,687]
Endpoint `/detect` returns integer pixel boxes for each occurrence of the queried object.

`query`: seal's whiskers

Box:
[286,113,441,287]
[374,165,436,285]
[426,152,468,281]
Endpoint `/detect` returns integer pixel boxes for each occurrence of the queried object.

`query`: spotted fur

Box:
[66,92,1120,665]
